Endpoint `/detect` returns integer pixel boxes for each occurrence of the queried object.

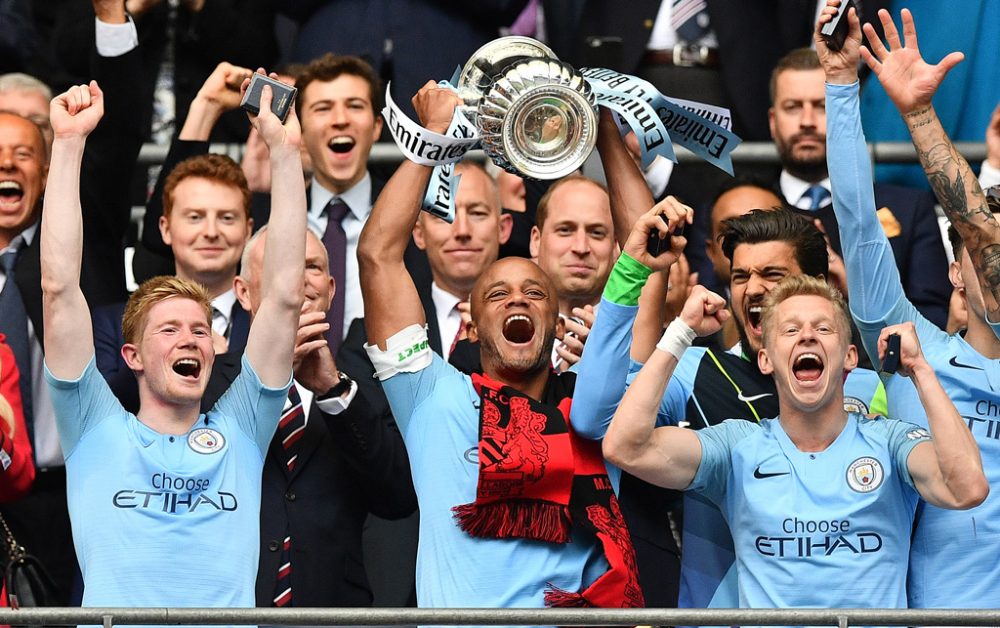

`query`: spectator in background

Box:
[0,73,53,147]
[768,47,952,330]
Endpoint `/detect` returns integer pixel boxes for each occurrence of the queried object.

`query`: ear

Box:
[467,319,479,344]
[328,276,336,309]
[843,343,858,372]
[412,219,427,251]
[948,260,964,289]
[529,225,541,259]
[768,106,777,140]
[233,276,252,313]
[757,347,773,375]
[159,215,172,246]
[245,217,254,237]
[554,313,566,341]
[498,213,513,245]
[121,343,143,372]
[371,113,384,141]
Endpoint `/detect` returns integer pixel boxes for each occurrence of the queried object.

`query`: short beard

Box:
[777,137,828,183]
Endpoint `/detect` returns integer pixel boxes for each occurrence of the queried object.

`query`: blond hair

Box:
[760,275,851,346]
[122,276,212,345]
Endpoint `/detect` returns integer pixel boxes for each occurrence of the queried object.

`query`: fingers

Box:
[878,8,900,51]
[555,342,582,367]
[570,304,595,329]
[858,45,879,75]
[563,318,589,343]
[899,8,918,51]
[937,51,966,77]
[862,21,889,62]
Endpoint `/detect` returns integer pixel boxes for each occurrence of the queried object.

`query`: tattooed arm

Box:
[860,7,1000,323]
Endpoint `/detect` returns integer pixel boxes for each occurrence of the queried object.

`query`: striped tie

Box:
[278,386,305,472]
[273,535,293,606]
[671,0,709,41]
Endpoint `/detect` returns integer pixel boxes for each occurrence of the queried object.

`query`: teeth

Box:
[330,137,353,145]
[0,181,22,191]
[506,315,530,324]
[795,353,821,365]
[176,359,198,367]
[749,306,763,313]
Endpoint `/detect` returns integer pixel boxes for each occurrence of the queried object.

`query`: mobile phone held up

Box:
[821,0,855,52]
[240,74,297,123]
[647,215,684,258]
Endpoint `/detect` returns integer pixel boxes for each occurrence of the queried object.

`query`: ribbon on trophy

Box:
[381,39,741,223]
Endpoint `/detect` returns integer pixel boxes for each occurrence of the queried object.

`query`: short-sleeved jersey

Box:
[690,414,927,614]
[382,352,606,627]
[827,81,1000,607]
[45,355,287,613]
[573,298,887,611]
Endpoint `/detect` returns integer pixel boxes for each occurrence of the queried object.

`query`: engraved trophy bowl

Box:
[457,36,597,180]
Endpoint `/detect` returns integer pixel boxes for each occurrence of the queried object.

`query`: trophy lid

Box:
[456,36,557,109]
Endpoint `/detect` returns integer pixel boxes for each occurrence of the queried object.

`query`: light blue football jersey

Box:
[828,80,1000,607]
[46,355,287,623]
[690,414,928,619]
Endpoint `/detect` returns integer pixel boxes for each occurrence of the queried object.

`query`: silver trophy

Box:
[456,36,597,180]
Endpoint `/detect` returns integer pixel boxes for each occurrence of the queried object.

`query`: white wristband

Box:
[656,318,696,360]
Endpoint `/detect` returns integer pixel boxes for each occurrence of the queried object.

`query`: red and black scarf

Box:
[453,372,644,609]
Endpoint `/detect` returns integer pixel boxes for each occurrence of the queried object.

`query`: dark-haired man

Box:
[574,207,886,612]
[768,47,951,329]
[358,82,643,620]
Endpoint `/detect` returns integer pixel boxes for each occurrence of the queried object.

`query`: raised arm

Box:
[603,285,728,489]
[596,108,657,248]
[241,71,305,387]
[880,323,989,509]
[571,202,689,440]
[358,82,460,347]
[859,7,1000,324]
[41,83,105,379]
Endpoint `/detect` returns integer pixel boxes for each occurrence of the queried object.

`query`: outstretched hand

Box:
[50,81,104,139]
[241,68,301,150]
[814,0,863,84]
[860,8,964,115]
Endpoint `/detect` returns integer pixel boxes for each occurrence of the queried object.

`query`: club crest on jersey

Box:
[188,428,225,454]
[842,397,869,414]
[846,456,883,493]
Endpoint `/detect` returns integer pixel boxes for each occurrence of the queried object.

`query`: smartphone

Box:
[646,215,683,258]
[821,0,855,52]
[240,73,297,123]
[881,333,901,374]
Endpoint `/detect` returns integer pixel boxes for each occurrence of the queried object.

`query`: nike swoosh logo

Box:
[737,391,773,403]
[949,356,984,371]
[753,466,790,480]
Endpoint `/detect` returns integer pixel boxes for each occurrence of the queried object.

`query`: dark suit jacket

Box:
[804,183,952,330]
[91,300,251,414]
[205,349,417,607]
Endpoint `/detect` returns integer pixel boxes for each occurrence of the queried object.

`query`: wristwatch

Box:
[317,371,354,401]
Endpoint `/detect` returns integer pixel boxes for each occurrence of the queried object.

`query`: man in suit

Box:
[769,47,951,330]
[233,226,416,607]
[93,152,254,414]
[0,0,143,604]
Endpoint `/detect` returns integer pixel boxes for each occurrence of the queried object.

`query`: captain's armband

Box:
[365,324,433,381]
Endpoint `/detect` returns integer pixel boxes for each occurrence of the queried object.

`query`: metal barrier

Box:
[135,141,990,168]
[0,607,999,627]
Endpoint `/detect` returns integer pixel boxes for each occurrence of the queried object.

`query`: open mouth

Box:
[0,181,24,208]
[172,358,202,379]
[502,314,535,345]
[328,137,355,154]
[746,304,763,334]
[792,352,824,382]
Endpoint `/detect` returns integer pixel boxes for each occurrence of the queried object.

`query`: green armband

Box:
[603,253,653,306]
[868,380,888,418]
